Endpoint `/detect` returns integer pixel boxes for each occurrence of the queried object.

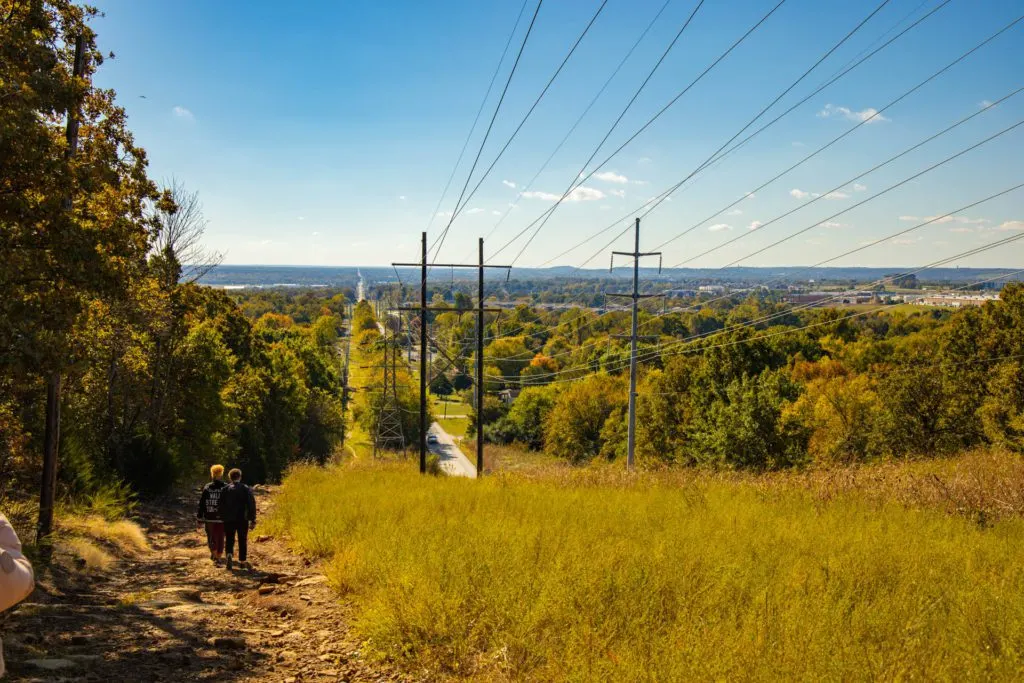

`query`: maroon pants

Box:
[205,522,225,556]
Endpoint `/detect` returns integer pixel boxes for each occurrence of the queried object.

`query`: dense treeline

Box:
[229,287,350,324]
[427,289,1024,469]
[0,1,345,502]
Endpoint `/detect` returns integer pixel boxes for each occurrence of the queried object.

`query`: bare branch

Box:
[150,177,222,283]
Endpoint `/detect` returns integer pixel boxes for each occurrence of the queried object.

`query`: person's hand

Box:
[248,520,256,531]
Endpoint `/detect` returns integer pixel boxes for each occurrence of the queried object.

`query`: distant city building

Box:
[915,293,1000,308]
[698,285,726,294]
[785,290,874,306]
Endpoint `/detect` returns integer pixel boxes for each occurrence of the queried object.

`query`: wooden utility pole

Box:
[607,218,661,471]
[476,239,486,475]
[394,236,509,476]
[38,35,86,544]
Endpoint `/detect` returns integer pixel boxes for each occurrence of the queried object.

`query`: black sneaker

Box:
[225,555,233,570]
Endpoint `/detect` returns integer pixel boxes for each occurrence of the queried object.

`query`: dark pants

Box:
[205,521,224,556]
[224,522,249,562]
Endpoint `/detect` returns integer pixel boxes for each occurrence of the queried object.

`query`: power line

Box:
[488,0,718,263]
[677,88,1024,267]
[473,0,676,259]
[554,0,955,268]
[634,0,957,230]
[430,0,545,264]
[422,0,531,242]
[482,85,1022,360]
[441,0,612,240]
[659,12,1024,258]
[715,118,1024,270]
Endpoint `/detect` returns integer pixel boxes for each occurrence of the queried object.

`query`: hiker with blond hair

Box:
[219,468,257,571]
[197,464,227,563]
[0,512,34,678]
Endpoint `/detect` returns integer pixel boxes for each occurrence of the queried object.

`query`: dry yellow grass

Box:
[59,515,149,555]
[62,537,116,571]
[269,452,1024,681]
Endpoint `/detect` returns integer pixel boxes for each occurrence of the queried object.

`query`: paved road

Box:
[429,422,476,478]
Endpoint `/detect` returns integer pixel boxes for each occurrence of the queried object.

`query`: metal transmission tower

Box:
[607,218,661,471]
[372,306,407,458]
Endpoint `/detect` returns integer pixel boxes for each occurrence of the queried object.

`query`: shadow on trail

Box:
[1,491,282,682]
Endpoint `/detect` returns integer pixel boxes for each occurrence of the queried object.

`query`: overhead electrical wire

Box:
[422,0,531,242]
[470,0,678,261]
[486,0,720,263]
[483,72,1020,355]
[441,0,613,234]
[430,0,545,264]
[554,0,955,269]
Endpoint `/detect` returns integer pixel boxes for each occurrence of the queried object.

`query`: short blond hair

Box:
[210,464,224,479]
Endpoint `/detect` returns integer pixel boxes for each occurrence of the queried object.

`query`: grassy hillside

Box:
[268,452,1024,681]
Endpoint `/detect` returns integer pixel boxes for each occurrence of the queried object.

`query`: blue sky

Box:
[91,0,1023,268]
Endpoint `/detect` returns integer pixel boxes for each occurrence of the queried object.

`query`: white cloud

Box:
[708,223,732,232]
[727,209,743,216]
[297,216,305,221]
[998,220,1024,231]
[892,237,921,245]
[502,180,517,189]
[436,210,453,218]
[631,179,649,186]
[852,183,867,192]
[492,210,502,216]
[311,231,320,236]
[521,186,605,202]
[790,188,810,199]
[744,192,756,200]
[610,189,626,198]
[824,191,849,200]
[172,106,195,121]
[949,227,975,233]
[664,196,673,202]
[465,207,484,215]
[792,141,805,147]
[594,171,628,184]
[898,215,918,222]
[399,195,407,201]
[599,205,611,211]
[638,157,652,164]
[748,220,763,231]
[819,221,844,229]
[979,100,994,109]
[818,104,888,124]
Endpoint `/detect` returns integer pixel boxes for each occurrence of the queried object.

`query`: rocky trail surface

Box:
[1,488,409,682]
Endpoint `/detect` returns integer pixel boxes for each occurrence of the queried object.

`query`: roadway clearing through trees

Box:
[1,489,409,682]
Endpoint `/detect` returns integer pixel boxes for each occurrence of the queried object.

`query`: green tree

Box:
[544,374,626,463]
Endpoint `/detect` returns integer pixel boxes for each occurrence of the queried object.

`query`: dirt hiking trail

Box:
[1,488,411,682]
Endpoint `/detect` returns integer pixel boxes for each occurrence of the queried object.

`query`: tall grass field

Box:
[268,457,1024,681]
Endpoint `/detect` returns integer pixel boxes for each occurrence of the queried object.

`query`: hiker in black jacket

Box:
[197,464,227,563]
[220,468,257,571]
